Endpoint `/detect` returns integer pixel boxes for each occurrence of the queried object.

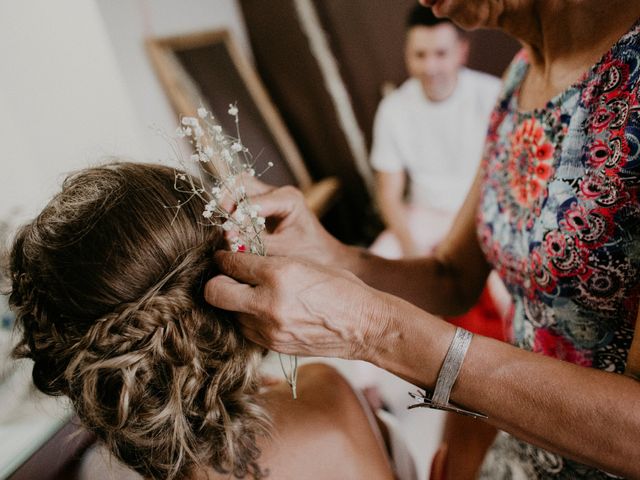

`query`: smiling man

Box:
[370,5,501,259]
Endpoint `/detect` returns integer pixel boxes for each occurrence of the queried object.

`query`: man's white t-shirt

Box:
[370,68,501,212]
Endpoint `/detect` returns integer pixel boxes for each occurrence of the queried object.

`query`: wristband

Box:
[408,327,487,419]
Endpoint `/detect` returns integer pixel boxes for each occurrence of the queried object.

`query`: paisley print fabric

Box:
[477,20,640,479]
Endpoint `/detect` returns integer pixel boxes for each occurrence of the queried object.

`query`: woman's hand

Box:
[204,250,389,360]
[239,184,349,267]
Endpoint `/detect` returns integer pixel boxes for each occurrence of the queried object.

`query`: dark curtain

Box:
[239,0,520,243]
[311,0,415,148]
[240,0,381,244]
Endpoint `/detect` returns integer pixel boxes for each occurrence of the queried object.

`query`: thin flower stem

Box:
[169,107,299,399]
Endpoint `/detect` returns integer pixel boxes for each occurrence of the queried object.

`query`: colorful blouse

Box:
[476,20,640,479]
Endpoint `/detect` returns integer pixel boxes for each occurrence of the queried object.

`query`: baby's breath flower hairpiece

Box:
[169,104,298,399]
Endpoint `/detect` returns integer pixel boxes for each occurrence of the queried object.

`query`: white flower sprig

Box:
[170,104,298,399]
[172,104,273,253]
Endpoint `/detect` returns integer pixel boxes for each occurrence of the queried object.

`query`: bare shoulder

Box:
[265,363,371,435]
[299,362,360,404]
[257,363,395,480]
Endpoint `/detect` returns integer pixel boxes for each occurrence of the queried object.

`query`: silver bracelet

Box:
[408,327,487,419]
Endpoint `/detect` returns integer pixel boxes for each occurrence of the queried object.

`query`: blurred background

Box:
[0,1,518,478]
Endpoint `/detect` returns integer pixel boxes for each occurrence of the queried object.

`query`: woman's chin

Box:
[423,0,447,16]
[427,0,491,31]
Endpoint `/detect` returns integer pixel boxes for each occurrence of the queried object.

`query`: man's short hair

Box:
[406,4,465,35]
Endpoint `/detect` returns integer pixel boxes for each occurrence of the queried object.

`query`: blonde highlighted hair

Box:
[9,162,269,479]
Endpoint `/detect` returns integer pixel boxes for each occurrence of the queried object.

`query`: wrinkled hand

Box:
[228,180,347,267]
[204,250,388,359]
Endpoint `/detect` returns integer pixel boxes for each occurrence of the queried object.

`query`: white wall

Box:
[0,0,250,226]
[0,1,148,470]
[0,0,144,224]
[95,0,252,163]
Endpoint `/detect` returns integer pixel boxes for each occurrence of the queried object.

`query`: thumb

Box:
[204,274,254,313]
[250,185,304,221]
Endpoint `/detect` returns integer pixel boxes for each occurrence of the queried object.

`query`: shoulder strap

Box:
[624,306,640,379]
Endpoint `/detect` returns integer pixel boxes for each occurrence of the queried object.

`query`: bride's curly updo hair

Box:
[8,162,269,479]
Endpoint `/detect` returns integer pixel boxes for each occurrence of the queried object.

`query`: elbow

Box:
[445,294,479,316]
[457,282,486,314]
[432,257,486,316]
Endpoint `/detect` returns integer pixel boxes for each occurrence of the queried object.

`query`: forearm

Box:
[377,198,416,254]
[340,247,467,315]
[365,303,640,478]
[373,170,421,255]
[463,337,640,477]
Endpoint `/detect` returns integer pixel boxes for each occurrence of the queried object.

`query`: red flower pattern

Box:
[507,118,555,208]
[475,21,640,477]
[533,328,591,366]
[477,27,639,369]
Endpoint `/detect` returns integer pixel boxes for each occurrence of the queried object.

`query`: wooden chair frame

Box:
[145,29,338,216]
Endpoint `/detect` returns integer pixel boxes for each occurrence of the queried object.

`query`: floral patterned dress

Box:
[476,20,640,479]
